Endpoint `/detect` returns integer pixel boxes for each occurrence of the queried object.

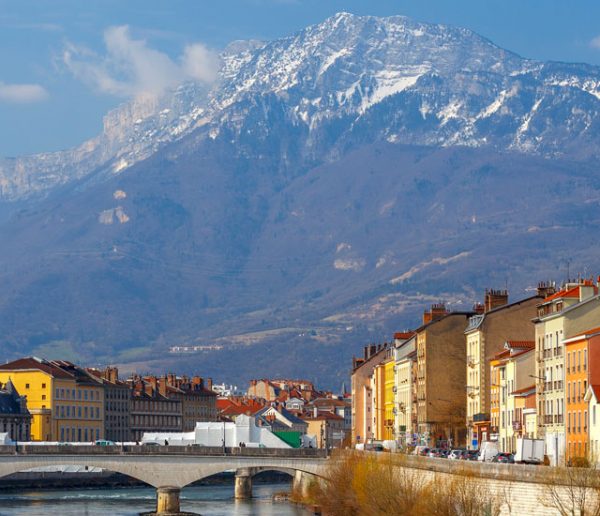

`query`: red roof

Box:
[543,286,581,303]
[506,340,535,349]
[0,357,74,379]
[511,384,536,396]
[394,331,415,340]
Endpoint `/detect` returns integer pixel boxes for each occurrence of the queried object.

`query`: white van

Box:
[478,441,499,462]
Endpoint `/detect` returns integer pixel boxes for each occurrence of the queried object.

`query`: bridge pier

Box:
[293,470,315,500]
[234,468,253,499]
[143,486,198,516]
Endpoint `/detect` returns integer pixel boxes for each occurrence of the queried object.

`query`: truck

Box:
[514,438,544,464]
[478,441,499,462]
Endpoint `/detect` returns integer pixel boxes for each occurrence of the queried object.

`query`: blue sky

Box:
[2,0,600,156]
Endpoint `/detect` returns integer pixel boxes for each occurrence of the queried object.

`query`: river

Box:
[0,483,310,515]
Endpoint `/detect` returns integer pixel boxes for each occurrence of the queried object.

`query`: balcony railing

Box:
[545,382,553,391]
[554,380,563,390]
[544,415,553,424]
[554,414,563,424]
[554,347,563,357]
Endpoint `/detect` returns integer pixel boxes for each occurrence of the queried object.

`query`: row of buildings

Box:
[0,358,351,450]
[0,357,217,442]
[351,278,600,465]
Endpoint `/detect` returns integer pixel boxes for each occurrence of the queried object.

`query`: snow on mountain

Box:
[1,12,600,201]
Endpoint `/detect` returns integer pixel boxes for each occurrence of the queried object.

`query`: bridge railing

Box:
[0,445,327,458]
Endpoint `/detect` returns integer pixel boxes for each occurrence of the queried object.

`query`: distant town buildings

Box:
[351,277,600,466]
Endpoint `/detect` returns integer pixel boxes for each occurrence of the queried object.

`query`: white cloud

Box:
[591,36,600,49]
[0,82,48,103]
[63,25,219,98]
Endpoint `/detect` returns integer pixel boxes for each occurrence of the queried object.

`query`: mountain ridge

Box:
[0,13,599,387]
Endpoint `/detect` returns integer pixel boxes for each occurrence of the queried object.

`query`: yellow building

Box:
[0,357,105,442]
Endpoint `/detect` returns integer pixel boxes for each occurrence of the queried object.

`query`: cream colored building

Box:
[534,280,600,465]
[393,333,416,446]
[351,344,390,445]
[465,291,540,449]
[493,344,535,453]
[585,385,600,463]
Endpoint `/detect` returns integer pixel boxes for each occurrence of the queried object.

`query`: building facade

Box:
[0,357,105,442]
[351,343,390,444]
[416,305,474,447]
[465,289,541,449]
[129,376,182,441]
[0,380,31,441]
[88,367,131,443]
[534,280,600,465]
[393,333,416,446]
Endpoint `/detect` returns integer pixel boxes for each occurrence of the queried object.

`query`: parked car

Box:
[449,449,466,460]
[428,448,442,458]
[439,449,450,459]
[463,450,479,461]
[94,440,115,446]
[492,452,515,464]
[413,446,430,456]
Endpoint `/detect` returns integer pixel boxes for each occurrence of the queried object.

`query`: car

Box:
[94,440,115,446]
[428,448,442,458]
[142,441,160,446]
[463,450,479,461]
[413,446,430,456]
[492,452,514,464]
[448,449,466,460]
[439,449,450,459]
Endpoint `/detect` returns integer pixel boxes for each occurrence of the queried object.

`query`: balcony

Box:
[467,355,477,368]
[554,414,563,424]
[544,382,553,391]
[473,412,491,423]
[544,415,553,425]
[554,380,563,390]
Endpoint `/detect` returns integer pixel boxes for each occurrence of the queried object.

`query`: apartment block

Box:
[465,288,542,449]
[416,305,474,447]
[351,343,390,444]
[393,332,416,446]
[534,279,600,465]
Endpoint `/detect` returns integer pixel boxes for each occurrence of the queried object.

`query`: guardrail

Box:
[0,445,328,458]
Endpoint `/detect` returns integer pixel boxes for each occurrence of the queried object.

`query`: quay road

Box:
[0,445,328,515]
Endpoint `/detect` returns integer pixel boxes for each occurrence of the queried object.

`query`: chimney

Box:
[580,278,596,302]
[313,406,318,418]
[423,303,447,324]
[484,289,509,312]
[472,303,485,315]
[167,373,177,386]
[537,281,556,299]
[205,378,212,391]
[159,375,168,397]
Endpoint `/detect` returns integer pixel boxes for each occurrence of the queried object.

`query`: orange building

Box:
[564,326,600,460]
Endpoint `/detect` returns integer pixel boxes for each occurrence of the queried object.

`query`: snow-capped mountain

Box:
[2,12,600,200]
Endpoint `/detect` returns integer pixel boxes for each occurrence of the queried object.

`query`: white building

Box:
[142,414,291,448]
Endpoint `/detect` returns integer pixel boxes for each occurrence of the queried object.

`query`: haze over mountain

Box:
[1,13,599,388]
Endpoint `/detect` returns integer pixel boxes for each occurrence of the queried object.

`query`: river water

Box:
[0,483,310,516]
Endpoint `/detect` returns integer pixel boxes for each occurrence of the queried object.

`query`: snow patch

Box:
[334,258,365,271]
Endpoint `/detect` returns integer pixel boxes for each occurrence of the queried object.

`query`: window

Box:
[41,394,46,400]
[42,383,46,389]
[25,384,29,389]
[594,406,597,426]
[584,349,588,371]
[56,388,60,399]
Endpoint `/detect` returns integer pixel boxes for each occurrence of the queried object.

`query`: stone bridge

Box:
[0,445,329,515]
